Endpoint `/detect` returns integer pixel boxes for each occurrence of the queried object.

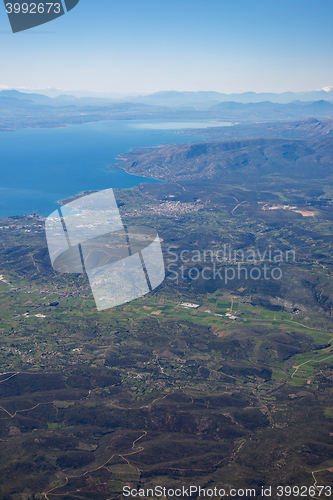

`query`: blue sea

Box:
[0,119,231,218]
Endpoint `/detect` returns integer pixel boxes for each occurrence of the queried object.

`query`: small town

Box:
[124,200,204,217]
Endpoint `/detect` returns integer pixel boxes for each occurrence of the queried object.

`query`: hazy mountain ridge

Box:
[2,90,333,130]
[129,88,333,106]
[180,118,333,141]
[6,87,333,105]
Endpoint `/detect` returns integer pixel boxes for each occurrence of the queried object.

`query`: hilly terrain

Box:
[113,135,333,184]
[1,168,333,497]
[180,117,333,141]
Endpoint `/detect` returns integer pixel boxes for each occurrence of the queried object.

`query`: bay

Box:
[0,119,231,218]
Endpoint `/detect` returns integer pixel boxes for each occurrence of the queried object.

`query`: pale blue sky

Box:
[0,0,332,94]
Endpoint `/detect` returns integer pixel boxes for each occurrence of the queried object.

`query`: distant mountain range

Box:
[1,89,333,130]
[6,87,333,106]
[125,89,333,107]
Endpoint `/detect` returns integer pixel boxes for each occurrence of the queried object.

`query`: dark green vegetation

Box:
[1,128,333,498]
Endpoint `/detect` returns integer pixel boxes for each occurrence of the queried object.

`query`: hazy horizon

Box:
[1,85,333,100]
